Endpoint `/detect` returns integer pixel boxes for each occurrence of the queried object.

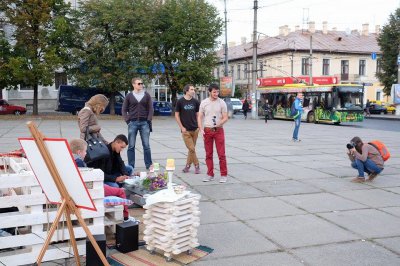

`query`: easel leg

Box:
[74,207,110,266]
[65,207,81,266]
[36,200,67,266]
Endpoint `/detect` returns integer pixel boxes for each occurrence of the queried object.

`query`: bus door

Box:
[302,93,312,121]
[315,92,335,121]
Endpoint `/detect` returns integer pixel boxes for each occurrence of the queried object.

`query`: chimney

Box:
[279,25,289,36]
[322,21,328,34]
[361,23,369,36]
[241,37,247,45]
[295,25,300,31]
[228,41,236,47]
[308,21,315,33]
[375,25,380,35]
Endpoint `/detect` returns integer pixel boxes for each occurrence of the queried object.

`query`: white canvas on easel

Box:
[19,138,96,211]
[21,122,109,266]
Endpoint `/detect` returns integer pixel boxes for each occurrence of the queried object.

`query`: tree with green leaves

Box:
[0,0,75,115]
[69,0,152,114]
[146,0,223,104]
[0,30,16,99]
[377,7,400,95]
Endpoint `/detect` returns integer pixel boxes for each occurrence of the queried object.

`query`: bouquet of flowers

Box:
[142,173,168,191]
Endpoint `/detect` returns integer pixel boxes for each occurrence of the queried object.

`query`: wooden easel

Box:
[26,122,110,266]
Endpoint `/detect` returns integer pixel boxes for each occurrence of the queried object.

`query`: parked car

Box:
[0,99,27,115]
[56,85,125,115]
[153,101,172,116]
[383,103,396,114]
[365,103,387,114]
[223,98,242,114]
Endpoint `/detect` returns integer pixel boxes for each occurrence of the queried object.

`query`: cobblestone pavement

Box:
[1,115,400,266]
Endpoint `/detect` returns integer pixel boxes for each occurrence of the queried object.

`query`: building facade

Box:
[215,22,388,103]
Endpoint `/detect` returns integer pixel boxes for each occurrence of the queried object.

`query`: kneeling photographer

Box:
[347,136,384,183]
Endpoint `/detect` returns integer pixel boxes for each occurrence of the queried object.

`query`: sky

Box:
[207,0,400,45]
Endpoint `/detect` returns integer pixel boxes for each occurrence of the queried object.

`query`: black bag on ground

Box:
[84,127,109,162]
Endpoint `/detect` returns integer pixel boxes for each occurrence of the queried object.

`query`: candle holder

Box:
[165,159,175,191]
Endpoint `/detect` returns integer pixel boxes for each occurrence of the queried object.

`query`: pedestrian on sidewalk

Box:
[347,136,384,183]
[365,99,371,117]
[242,99,250,120]
[198,83,229,183]
[78,94,109,145]
[292,92,304,142]
[263,100,272,123]
[175,84,201,174]
[122,77,154,170]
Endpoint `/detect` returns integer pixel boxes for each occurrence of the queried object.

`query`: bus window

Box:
[288,95,295,108]
[281,95,286,107]
[326,93,333,108]
[312,96,319,109]
[303,97,310,107]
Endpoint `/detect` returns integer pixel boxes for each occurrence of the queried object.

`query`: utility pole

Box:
[309,34,313,85]
[290,52,294,77]
[251,0,258,119]
[224,0,228,77]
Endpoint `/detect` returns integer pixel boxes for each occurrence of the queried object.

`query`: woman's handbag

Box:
[84,127,109,162]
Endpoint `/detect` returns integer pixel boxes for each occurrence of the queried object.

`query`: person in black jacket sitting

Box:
[87,134,133,188]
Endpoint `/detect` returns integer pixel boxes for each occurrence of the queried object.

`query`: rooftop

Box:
[217,27,381,63]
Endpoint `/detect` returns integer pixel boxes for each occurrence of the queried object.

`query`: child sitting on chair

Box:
[69,139,136,223]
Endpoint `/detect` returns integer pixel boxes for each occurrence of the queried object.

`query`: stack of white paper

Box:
[143,193,201,260]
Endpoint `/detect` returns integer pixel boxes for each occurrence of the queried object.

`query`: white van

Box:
[224,98,242,114]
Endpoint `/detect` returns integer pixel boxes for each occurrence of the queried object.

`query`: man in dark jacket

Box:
[122,77,154,170]
[88,134,133,187]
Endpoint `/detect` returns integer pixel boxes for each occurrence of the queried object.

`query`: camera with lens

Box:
[346,143,355,149]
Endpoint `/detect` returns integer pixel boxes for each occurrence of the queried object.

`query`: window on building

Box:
[216,67,220,79]
[237,65,241,79]
[301,58,309,75]
[244,63,248,79]
[322,59,330,75]
[341,60,349,80]
[230,65,234,79]
[376,91,381,101]
[259,61,264,78]
[19,83,33,90]
[55,72,67,90]
[359,59,366,76]
[376,58,382,74]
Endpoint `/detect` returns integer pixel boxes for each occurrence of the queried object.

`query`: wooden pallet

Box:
[0,158,111,265]
[104,205,124,233]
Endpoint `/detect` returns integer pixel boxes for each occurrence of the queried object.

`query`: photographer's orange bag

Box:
[369,140,390,161]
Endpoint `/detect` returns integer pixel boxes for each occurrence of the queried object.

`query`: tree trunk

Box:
[33,84,39,115]
[109,91,116,115]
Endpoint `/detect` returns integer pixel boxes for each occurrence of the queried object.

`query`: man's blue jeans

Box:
[292,115,301,140]
[127,120,152,169]
[351,158,382,178]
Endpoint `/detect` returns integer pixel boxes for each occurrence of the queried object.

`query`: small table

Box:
[123,184,164,207]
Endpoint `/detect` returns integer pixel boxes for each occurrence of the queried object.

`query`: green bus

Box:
[258,84,364,124]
